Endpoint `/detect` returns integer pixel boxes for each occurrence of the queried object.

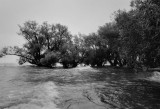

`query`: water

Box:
[0,66,59,109]
[0,66,160,109]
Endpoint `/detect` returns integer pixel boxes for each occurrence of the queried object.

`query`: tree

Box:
[1,21,72,67]
[133,0,160,68]
[40,52,59,67]
[17,21,45,66]
[82,33,108,67]
[114,0,160,68]
[98,22,125,67]
[60,39,80,68]
[115,10,143,68]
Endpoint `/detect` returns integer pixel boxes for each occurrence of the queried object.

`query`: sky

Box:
[0,0,131,63]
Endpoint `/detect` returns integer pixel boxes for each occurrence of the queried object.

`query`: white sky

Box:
[0,0,131,63]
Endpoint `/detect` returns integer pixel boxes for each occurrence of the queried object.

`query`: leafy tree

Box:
[98,22,125,67]
[82,33,108,67]
[18,21,44,65]
[40,52,60,67]
[1,21,72,67]
[115,10,143,68]
[60,40,80,68]
[133,0,160,68]
[114,0,160,68]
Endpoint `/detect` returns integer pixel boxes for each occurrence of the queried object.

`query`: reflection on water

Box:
[0,66,160,109]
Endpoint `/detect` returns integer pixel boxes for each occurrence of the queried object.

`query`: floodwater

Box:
[0,65,160,109]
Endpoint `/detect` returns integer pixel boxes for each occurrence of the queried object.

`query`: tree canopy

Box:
[1,21,74,68]
[114,0,160,68]
[1,0,160,70]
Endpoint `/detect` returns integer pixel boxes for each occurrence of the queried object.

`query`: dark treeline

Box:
[1,0,160,70]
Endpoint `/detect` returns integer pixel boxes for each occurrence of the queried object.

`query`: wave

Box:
[148,71,160,82]
[0,82,60,109]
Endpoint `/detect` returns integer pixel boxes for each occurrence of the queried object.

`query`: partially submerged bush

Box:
[40,52,59,67]
[60,54,79,68]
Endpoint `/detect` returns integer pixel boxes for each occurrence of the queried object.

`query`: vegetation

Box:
[1,21,73,68]
[1,0,160,70]
[115,0,160,69]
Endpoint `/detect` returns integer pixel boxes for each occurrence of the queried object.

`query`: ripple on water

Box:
[0,81,60,109]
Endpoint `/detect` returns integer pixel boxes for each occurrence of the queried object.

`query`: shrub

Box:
[40,52,59,67]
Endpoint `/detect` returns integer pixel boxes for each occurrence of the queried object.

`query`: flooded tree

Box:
[1,0,160,69]
[82,33,108,67]
[60,39,80,68]
[98,22,125,67]
[1,21,72,67]
[115,0,160,68]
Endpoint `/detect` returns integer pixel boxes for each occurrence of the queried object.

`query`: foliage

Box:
[60,40,80,68]
[114,10,143,68]
[82,33,108,67]
[113,0,160,68]
[1,21,72,67]
[1,0,160,69]
[40,52,59,67]
[98,22,126,67]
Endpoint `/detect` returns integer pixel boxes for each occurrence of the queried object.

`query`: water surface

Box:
[0,66,160,109]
